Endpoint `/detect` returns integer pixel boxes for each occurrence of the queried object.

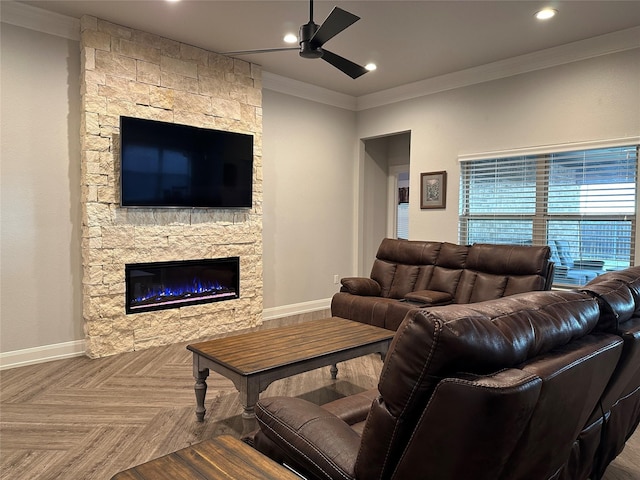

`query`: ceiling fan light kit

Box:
[223,0,369,79]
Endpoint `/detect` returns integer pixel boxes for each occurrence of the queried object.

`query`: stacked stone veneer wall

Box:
[80,16,263,358]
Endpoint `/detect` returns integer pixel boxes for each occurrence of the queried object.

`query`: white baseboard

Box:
[0,340,86,371]
[262,298,332,321]
[0,300,332,370]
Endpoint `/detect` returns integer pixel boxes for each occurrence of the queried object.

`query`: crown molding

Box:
[1,1,80,40]
[262,72,358,111]
[356,26,640,111]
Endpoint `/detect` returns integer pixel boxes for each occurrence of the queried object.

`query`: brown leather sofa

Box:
[246,266,640,480]
[331,238,555,330]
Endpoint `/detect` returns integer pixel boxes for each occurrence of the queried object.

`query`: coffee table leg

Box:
[237,378,261,434]
[194,368,209,422]
[330,363,338,379]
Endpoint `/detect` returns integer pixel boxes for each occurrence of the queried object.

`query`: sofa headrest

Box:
[468,244,550,275]
[376,238,442,265]
[435,242,469,269]
[378,290,598,418]
[582,266,640,329]
[591,266,640,304]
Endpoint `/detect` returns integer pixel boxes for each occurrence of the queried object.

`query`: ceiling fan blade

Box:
[320,49,368,79]
[221,47,299,55]
[310,7,360,48]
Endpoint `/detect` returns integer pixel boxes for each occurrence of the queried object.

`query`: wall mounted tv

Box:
[119,116,253,208]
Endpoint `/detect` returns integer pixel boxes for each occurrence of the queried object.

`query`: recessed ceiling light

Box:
[535,8,557,20]
[283,33,298,44]
[365,63,377,72]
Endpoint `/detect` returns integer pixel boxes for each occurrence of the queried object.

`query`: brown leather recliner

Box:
[248,289,624,480]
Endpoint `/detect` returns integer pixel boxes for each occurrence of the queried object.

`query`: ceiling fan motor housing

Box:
[299,21,323,59]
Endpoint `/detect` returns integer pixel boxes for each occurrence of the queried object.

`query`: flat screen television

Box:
[119,116,253,208]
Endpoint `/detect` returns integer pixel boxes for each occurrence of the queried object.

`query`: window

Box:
[459,144,638,287]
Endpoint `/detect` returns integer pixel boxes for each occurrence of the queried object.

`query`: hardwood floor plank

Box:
[0,450,67,480]
[0,403,156,425]
[40,426,142,480]
[0,424,93,450]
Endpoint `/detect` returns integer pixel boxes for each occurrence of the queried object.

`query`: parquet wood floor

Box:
[1,313,638,480]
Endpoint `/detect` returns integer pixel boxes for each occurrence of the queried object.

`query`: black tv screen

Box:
[119,116,253,208]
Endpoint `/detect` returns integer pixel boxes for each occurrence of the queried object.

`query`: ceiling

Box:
[21,0,640,97]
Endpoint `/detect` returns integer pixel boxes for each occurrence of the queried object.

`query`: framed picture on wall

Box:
[420,171,447,209]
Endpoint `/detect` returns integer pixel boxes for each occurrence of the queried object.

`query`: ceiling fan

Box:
[222,0,369,79]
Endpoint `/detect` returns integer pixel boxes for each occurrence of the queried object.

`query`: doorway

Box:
[359,131,411,275]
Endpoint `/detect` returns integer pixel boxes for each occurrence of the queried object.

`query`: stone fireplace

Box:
[80,16,263,358]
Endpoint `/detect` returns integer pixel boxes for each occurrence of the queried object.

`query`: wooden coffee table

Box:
[187,317,394,430]
[110,435,301,480]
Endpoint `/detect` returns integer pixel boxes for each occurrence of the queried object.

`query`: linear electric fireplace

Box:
[125,257,239,314]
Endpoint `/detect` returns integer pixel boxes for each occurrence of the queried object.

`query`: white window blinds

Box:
[459,144,638,287]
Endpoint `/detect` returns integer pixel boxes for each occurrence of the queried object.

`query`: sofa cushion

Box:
[413,264,435,290]
[469,272,509,302]
[503,274,547,296]
[454,270,508,304]
[370,259,397,297]
[388,264,420,299]
[429,266,463,296]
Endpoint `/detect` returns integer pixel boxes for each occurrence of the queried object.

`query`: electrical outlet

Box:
[333,274,340,285]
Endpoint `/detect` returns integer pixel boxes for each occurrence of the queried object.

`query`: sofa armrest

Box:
[322,388,378,425]
[340,277,382,296]
[404,289,453,305]
[255,397,360,480]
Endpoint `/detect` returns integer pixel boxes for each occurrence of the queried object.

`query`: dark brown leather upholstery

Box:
[575,267,640,479]
[332,238,554,330]
[247,267,640,480]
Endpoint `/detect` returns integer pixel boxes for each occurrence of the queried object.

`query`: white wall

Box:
[261,90,357,312]
[360,137,392,274]
[356,48,640,244]
[1,23,83,353]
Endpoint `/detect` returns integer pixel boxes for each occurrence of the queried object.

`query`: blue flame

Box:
[133,277,232,305]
